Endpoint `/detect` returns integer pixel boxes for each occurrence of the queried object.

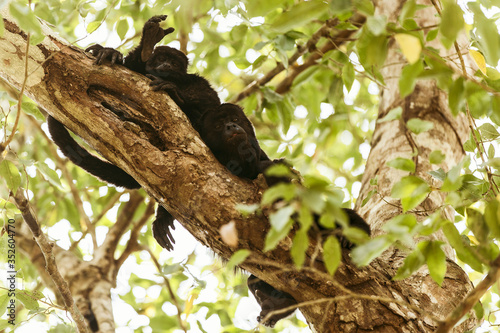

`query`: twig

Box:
[435,254,500,332]
[116,200,155,268]
[145,246,188,333]
[12,189,90,333]
[230,14,366,103]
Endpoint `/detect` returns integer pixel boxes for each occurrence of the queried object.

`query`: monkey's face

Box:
[145,46,188,77]
[201,104,255,153]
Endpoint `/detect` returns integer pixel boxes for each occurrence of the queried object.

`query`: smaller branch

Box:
[116,200,155,268]
[92,190,125,224]
[435,254,500,332]
[230,14,366,103]
[274,14,366,95]
[95,191,144,261]
[145,246,187,333]
[12,189,90,333]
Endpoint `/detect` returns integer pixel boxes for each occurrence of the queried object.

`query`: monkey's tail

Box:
[47,115,141,189]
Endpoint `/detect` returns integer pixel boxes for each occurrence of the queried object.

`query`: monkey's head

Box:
[145,46,188,78]
[200,103,256,152]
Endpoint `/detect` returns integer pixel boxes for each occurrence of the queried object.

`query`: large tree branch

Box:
[0,10,302,316]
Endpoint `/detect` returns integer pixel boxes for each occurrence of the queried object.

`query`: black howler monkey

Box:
[47,15,219,251]
[86,15,220,131]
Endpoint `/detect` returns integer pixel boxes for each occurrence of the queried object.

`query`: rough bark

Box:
[0,1,479,331]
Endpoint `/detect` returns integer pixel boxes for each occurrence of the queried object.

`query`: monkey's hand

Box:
[141,15,175,62]
[152,206,175,251]
[147,75,185,105]
[85,44,124,65]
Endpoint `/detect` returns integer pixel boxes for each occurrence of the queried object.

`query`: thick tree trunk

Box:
[0,1,479,331]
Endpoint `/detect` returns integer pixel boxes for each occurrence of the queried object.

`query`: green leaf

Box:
[330,0,352,14]
[354,0,375,16]
[36,162,63,189]
[393,244,426,280]
[0,291,9,317]
[328,76,344,107]
[378,107,402,122]
[235,203,260,217]
[474,302,484,323]
[342,62,355,92]
[291,229,308,267]
[399,0,416,23]
[478,123,499,140]
[399,60,423,97]
[441,163,463,192]
[442,222,484,272]
[429,150,445,164]
[21,102,44,121]
[86,21,101,34]
[425,242,446,286]
[357,30,388,68]
[449,77,465,116]
[429,168,446,181]
[0,320,10,330]
[246,0,282,17]
[439,3,464,44]
[391,176,430,212]
[323,236,341,275]
[262,87,284,103]
[269,205,295,232]
[226,250,251,271]
[262,183,296,205]
[9,3,42,36]
[271,2,329,33]
[302,189,326,214]
[0,160,21,192]
[469,5,499,65]
[264,219,294,252]
[116,19,129,40]
[252,55,267,70]
[488,144,495,159]
[351,237,393,266]
[382,214,418,236]
[298,205,313,230]
[386,157,415,173]
[426,28,438,41]
[406,118,434,134]
[16,290,39,310]
[466,208,488,244]
[484,200,500,239]
[366,15,387,36]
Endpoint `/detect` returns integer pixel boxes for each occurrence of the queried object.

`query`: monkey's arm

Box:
[124,15,175,73]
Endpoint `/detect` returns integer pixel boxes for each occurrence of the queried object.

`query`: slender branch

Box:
[95,191,144,261]
[230,14,366,103]
[436,254,500,332]
[145,246,188,333]
[12,189,90,333]
[116,200,155,268]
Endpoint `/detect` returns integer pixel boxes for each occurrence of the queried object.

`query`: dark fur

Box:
[199,103,269,179]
